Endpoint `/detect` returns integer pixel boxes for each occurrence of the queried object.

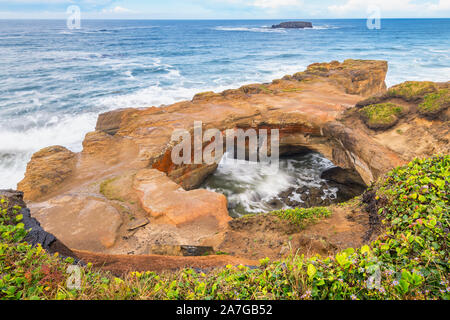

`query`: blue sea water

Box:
[0,19,449,189]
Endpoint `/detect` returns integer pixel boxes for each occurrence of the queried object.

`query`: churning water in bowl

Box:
[201,151,340,218]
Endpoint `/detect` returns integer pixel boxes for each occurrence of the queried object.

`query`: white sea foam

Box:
[214,26,287,33]
[203,152,337,216]
[310,25,341,30]
[0,112,98,189]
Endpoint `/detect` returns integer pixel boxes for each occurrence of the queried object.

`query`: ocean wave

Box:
[95,83,226,109]
[213,26,287,33]
[94,61,305,111]
[310,25,341,30]
[0,112,99,189]
[0,151,30,189]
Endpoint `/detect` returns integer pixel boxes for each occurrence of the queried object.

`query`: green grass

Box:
[360,103,404,130]
[387,81,437,101]
[418,89,450,116]
[1,155,449,300]
[273,207,332,228]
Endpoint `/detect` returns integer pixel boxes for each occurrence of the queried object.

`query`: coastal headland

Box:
[7,59,449,274]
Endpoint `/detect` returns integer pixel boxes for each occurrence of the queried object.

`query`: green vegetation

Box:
[387,81,437,101]
[360,103,404,129]
[418,89,450,117]
[306,64,329,74]
[214,251,230,256]
[192,91,220,100]
[99,177,124,202]
[273,207,332,228]
[0,199,70,299]
[281,88,303,93]
[1,155,449,300]
[258,85,273,94]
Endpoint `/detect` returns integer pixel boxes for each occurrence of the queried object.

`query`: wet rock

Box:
[277,185,332,208]
[146,244,214,256]
[321,167,367,202]
[321,167,365,186]
[181,245,214,256]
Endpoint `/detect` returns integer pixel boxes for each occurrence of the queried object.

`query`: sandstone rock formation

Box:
[30,195,123,251]
[133,168,230,226]
[17,146,76,201]
[16,59,449,267]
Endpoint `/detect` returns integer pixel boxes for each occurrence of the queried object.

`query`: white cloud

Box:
[428,0,450,11]
[252,0,302,9]
[328,0,450,16]
[217,0,303,9]
[101,6,135,14]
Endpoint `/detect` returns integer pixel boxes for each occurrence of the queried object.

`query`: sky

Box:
[0,0,449,19]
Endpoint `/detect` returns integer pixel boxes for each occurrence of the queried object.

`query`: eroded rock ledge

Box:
[16,60,449,265]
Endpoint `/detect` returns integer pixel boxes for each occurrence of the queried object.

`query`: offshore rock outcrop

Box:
[15,60,449,271]
[272,21,313,29]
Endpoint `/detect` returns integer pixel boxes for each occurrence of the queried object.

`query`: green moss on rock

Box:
[99,177,124,202]
[192,91,221,101]
[360,103,404,130]
[418,89,450,117]
[387,81,437,101]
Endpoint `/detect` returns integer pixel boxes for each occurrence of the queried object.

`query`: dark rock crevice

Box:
[0,189,81,264]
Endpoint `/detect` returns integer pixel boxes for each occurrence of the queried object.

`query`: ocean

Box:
[0,19,449,189]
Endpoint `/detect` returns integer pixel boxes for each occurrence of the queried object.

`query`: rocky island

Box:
[272,21,313,29]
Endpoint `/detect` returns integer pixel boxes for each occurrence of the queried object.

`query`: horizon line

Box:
[0,17,449,20]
